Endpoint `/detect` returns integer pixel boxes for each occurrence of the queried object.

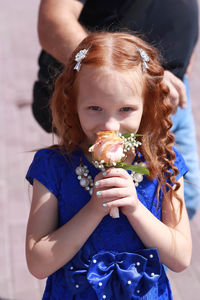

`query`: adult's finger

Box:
[164,70,187,109]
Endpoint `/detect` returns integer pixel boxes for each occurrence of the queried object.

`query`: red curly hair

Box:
[51,32,182,218]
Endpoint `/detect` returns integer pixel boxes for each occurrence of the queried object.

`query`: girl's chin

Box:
[80,139,93,151]
[86,136,96,145]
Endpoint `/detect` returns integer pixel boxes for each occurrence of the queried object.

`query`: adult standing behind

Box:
[33,0,200,219]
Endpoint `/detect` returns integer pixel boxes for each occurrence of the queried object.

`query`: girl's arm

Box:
[26,175,107,279]
[126,176,192,272]
[96,168,192,272]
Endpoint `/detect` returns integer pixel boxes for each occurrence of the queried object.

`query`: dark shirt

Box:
[79,0,199,79]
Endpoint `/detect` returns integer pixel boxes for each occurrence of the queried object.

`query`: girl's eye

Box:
[88,106,102,111]
[120,107,133,112]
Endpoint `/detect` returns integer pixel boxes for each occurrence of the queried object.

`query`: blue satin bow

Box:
[65,249,161,299]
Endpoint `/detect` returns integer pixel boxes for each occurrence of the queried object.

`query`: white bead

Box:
[89,188,93,195]
[75,166,84,175]
[139,162,146,168]
[98,282,103,286]
[80,178,89,187]
[85,186,90,190]
[149,254,154,258]
[75,284,79,288]
[102,295,106,299]
[84,172,88,176]
[77,175,81,180]
[70,266,74,270]
[134,173,143,183]
[127,280,131,285]
[93,259,97,263]
[151,272,155,276]
[136,262,140,266]
[136,289,140,294]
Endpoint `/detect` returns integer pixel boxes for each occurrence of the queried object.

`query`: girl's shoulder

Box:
[26,148,79,198]
[32,147,67,162]
[30,147,80,168]
[28,148,68,175]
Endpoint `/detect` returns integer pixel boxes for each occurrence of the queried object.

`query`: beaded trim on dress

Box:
[75,159,146,196]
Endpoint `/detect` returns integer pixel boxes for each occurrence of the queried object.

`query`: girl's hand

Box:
[88,171,110,218]
[92,168,139,217]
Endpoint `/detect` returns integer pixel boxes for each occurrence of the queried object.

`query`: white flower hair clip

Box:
[136,47,150,72]
[74,48,89,72]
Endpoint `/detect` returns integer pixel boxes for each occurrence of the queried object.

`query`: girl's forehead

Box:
[78,65,144,96]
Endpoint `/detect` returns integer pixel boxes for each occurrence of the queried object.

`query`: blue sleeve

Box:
[26,149,61,198]
[173,147,188,181]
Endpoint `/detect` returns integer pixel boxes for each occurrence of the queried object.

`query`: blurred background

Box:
[0,0,200,299]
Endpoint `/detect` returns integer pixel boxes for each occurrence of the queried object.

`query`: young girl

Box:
[26,32,192,299]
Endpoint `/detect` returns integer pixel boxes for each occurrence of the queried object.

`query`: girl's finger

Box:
[94,177,128,189]
[105,197,133,209]
[102,167,131,180]
[96,187,131,200]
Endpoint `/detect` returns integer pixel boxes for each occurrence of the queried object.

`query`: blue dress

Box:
[26,148,188,300]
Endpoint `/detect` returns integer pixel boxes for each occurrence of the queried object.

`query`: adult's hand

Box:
[186,50,196,75]
[164,70,187,112]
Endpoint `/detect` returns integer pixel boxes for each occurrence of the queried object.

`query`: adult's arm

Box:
[38,0,88,64]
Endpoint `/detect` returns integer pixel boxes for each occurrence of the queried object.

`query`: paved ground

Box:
[0,0,200,299]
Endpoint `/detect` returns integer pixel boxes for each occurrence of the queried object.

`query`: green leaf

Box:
[116,162,150,175]
[122,133,143,139]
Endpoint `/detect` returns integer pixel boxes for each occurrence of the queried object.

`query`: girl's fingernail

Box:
[95,181,100,187]
[103,203,108,207]
[102,172,107,176]
[96,191,101,196]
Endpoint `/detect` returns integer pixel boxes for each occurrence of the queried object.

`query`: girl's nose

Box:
[102,117,120,132]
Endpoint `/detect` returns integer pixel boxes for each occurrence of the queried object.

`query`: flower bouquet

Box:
[89,131,149,218]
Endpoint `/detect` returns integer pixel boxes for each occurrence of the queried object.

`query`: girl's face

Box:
[77,66,144,145]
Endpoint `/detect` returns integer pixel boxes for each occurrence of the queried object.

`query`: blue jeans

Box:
[171,76,200,219]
